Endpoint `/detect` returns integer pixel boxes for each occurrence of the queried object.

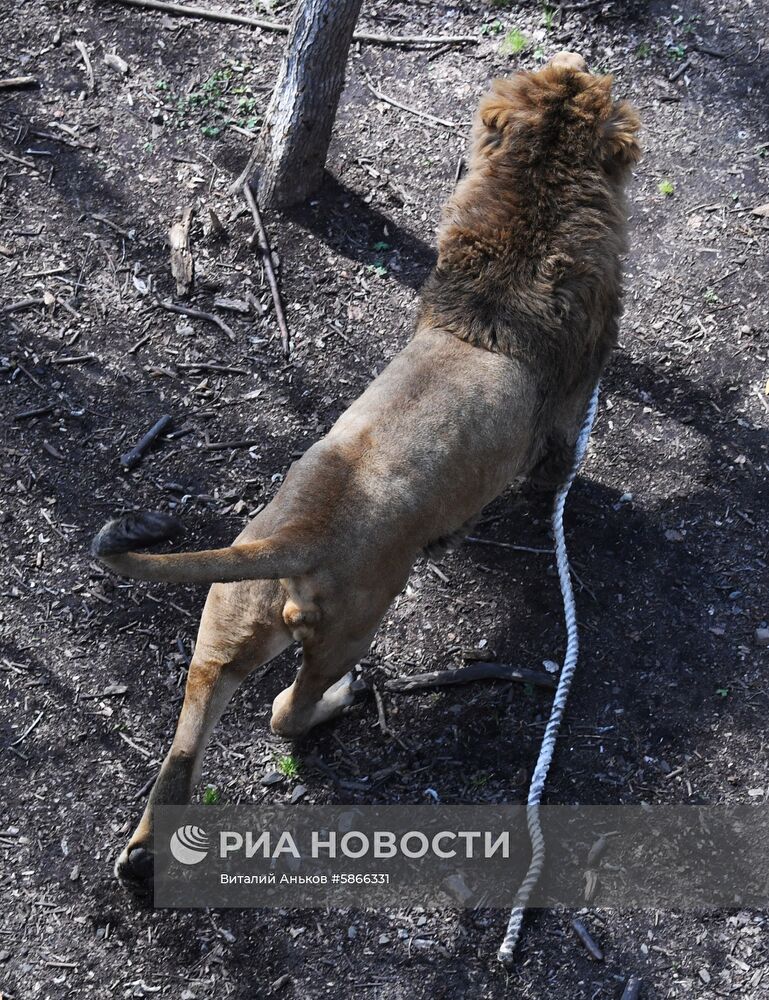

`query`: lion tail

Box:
[91,511,310,584]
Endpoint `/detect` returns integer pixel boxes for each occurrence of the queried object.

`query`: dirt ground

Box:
[2,0,768,997]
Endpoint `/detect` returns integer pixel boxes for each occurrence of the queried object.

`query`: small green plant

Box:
[502,28,528,55]
[372,241,390,252]
[164,63,262,137]
[668,43,687,60]
[715,688,729,698]
[480,19,504,36]
[542,4,555,30]
[703,288,721,304]
[636,41,651,58]
[203,785,220,804]
[277,754,301,779]
[658,178,675,197]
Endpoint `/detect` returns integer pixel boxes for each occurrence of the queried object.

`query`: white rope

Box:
[497,382,601,966]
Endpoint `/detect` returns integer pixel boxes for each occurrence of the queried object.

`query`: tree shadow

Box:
[285,173,437,291]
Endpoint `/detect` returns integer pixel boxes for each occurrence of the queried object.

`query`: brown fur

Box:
[94,54,640,892]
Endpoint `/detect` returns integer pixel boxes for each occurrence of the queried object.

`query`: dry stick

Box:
[561,0,609,9]
[120,414,173,470]
[363,75,460,131]
[243,183,290,358]
[74,40,95,91]
[90,213,134,240]
[0,297,45,316]
[754,386,769,414]
[372,686,389,735]
[50,355,97,365]
[0,149,39,169]
[8,711,44,748]
[202,438,260,451]
[14,405,55,420]
[620,978,643,1000]
[571,919,604,961]
[128,332,151,354]
[176,362,248,375]
[385,662,556,693]
[669,58,693,83]
[169,205,194,296]
[466,535,553,555]
[157,298,236,341]
[0,77,38,90]
[132,774,156,801]
[111,0,477,46]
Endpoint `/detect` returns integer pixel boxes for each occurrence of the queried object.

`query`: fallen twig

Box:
[0,149,39,170]
[169,205,194,297]
[561,0,609,9]
[385,662,556,693]
[0,297,45,316]
[13,404,55,421]
[90,213,134,240]
[50,355,97,365]
[74,40,95,92]
[669,58,693,83]
[201,438,260,451]
[753,386,769,414]
[8,711,44,748]
[132,775,156,801]
[243,183,290,358]
[176,362,248,375]
[571,919,604,961]
[111,0,477,46]
[120,414,173,470]
[158,298,236,341]
[466,535,553,555]
[372,686,389,735]
[128,332,151,354]
[363,73,460,131]
[0,76,38,90]
[117,731,153,758]
[620,978,643,1000]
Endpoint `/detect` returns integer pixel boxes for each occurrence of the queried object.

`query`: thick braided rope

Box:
[497,383,601,966]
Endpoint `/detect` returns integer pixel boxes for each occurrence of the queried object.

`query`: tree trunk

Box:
[235,0,363,208]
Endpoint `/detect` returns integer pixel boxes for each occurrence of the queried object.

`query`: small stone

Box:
[70,864,80,881]
[699,968,711,984]
[347,925,358,940]
[543,659,560,674]
[261,770,284,786]
[0,951,10,963]
[378,934,391,945]
[290,784,307,803]
[754,628,769,648]
[665,529,684,542]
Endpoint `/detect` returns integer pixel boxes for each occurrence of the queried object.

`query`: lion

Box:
[92,52,640,891]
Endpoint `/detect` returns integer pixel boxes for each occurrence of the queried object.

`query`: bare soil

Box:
[2,1,769,998]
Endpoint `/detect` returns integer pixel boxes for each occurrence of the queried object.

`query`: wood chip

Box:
[169,206,194,297]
